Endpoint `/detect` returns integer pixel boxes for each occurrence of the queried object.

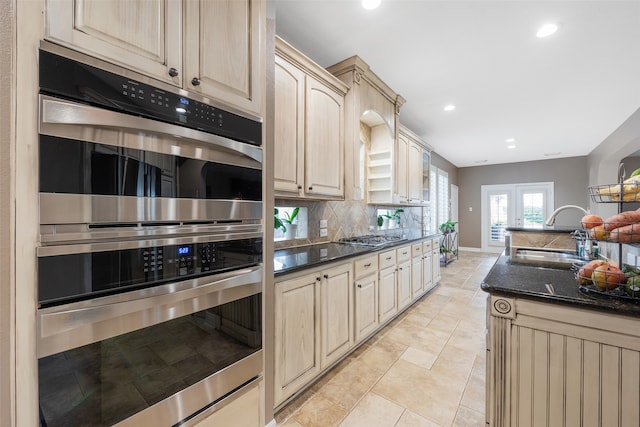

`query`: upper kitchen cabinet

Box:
[327,56,405,203]
[274,37,348,200]
[45,0,265,117]
[397,124,432,205]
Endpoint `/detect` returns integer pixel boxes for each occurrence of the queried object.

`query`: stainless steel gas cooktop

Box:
[337,235,407,248]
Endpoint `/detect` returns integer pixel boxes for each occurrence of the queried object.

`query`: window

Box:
[430,166,449,231]
[274,206,308,241]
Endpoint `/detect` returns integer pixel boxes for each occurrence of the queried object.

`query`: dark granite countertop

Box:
[274,234,440,277]
[482,255,640,317]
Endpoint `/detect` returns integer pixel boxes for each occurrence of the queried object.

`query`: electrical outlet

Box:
[320,219,328,228]
[320,228,328,237]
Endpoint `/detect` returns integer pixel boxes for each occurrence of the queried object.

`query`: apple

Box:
[590,224,610,241]
[577,260,609,285]
[591,265,625,290]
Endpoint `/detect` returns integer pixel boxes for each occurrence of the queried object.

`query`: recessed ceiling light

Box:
[362,0,381,10]
[443,104,456,112]
[505,138,516,143]
[507,144,516,149]
[536,23,558,38]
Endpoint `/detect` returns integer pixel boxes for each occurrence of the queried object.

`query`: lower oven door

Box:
[37,266,263,427]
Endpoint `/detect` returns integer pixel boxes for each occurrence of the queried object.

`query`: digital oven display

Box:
[177,245,191,256]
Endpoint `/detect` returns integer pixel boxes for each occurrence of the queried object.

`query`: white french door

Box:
[481,182,554,252]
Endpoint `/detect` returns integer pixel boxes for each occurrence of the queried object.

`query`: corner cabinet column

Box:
[486,296,514,427]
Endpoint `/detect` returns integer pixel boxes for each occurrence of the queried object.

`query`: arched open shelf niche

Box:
[360,109,395,204]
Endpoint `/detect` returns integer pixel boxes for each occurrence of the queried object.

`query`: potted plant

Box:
[438,219,458,234]
[275,207,299,239]
[377,209,404,229]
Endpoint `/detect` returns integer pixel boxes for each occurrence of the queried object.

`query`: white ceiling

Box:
[274,0,640,168]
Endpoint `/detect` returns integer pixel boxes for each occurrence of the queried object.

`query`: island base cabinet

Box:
[487,295,640,427]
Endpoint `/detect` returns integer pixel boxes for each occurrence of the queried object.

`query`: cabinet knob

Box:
[297,185,302,190]
[316,276,321,281]
[168,67,179,77]
[364,263,372,267]
[323,274,329,279]
[386,256,392,260]
[191,77,201,86]
[357,284,362,288]
[308,186,313,191]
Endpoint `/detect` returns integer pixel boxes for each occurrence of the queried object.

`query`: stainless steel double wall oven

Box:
[36,42,263,427]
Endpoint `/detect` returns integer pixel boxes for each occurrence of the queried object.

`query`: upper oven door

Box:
[39,95,263,243]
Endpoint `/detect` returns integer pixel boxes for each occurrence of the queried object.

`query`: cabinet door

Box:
[184,0,264,116]
[408,142,423,203]
[378,266,397,323]
[320,263,353,368]
[396,133,409,203]
[274,56,304,195]
[423,251,433,292]
[304,75,344,198]
[355,274,378,342]
[45,0,182,85]
[432,247,441,284]
[274,273,320,405]
[411,256,423,300]
[397,261,412,310]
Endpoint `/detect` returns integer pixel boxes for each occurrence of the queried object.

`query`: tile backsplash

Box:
[274,198,430,249]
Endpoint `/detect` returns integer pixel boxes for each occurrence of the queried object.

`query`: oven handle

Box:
[37,265,262,358]
[39,94,262,164]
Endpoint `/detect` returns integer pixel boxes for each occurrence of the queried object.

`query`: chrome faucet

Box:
[544,205,589,226]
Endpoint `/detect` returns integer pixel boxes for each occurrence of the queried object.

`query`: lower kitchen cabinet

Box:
[354,255,379,343]
[320,263,354,369]
[422,239,433,292]
[431,237,441,285]
[487,295,640,426]
[411,243,423,300]
[274,271,320,406]
[378,249,398,324]
[274,261,352,406]
[396,245,412,310]
[193,381,261,427]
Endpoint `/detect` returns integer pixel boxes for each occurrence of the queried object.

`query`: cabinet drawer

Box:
[379,249,396,270]
[354,255,378,279]
[423,239,432,251]
[412,243,422,258]
[396,245,411,263]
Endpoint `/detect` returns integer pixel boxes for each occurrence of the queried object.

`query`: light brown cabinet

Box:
[274,271,320,406]
[396,124,431,205]
[411,243,423,300]
[354,255,379,342]
[274,37,348,200]
[422,240,434,293]
[487,295,640,426]
[396,245,412,310]
[46,0,264,116]
[378,249,398,323]
[274,262,353,406]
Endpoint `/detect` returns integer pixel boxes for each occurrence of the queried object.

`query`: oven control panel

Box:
[39,49,261,146]
[38,238,262,307]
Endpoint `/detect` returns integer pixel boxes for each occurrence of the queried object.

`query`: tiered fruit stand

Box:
[576,164,640,300]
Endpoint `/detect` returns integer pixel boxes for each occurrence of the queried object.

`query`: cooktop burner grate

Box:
[337,235,406,247]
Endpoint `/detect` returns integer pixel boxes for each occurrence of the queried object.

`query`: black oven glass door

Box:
[40,136,262,201]
[38,293,261,427]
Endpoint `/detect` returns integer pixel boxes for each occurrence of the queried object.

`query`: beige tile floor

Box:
[275,251,499,427]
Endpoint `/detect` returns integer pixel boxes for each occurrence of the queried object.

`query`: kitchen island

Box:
[482,254,640,426]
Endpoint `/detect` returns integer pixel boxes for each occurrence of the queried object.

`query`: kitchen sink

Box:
[511,249,585,269]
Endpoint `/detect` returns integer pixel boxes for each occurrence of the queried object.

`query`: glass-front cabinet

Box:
[422,149,430,204]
